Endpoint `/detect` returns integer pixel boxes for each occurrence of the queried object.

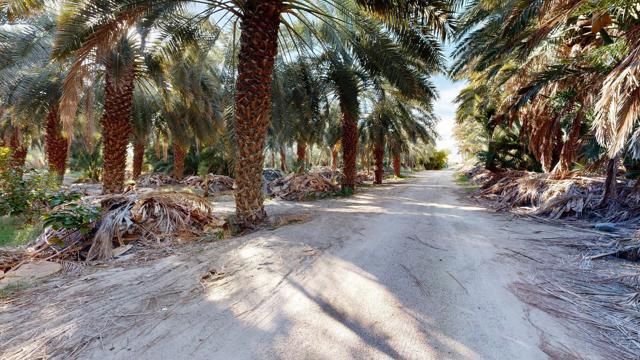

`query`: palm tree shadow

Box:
[285,278,405,360]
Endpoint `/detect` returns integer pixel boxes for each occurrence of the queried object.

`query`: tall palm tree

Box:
[0,11,67,176]
[452,0,640,204]
[51,0,453,226]
[272,57,325,172]
[161,41,223,179]
[54,4,216,192]
[311,14,445,190]
[362,91,436,183]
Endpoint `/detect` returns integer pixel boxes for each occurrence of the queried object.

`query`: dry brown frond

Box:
[595,26,640,156]
[57,5,149,134]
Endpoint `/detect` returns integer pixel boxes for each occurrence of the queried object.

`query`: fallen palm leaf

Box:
[465,166,640,222]
[136,173,177,187]
[268,173,340,201]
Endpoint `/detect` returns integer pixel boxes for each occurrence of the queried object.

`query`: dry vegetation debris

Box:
[0,190,226,284]
[310,166,343,182]
[465,167,640,223]
[511,232,640,359]
[463,166,640,358]
[268,173,340,201]
[181,174,235,194]
[356,170,374,184]
[136,173,178,187]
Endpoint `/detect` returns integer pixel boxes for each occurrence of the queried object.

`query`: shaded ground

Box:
[0,171,595,359]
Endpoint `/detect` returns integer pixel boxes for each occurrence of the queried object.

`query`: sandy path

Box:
[1,171,591,359]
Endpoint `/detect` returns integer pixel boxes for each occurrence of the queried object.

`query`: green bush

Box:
[422,150,448,170]
[0,217,42,246]
[0,148,86,224]
[69,140,102,182]
[42,203,101,238]
[0,152,60,219]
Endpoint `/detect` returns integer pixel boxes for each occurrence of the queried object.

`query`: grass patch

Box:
[454,172,479,193]
[0,217,41,247]
[334,187,355,197]
[456,173,470,184]
[0,280,37,300]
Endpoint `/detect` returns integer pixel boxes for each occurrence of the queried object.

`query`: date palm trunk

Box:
[279,145,287,172]
[600,156,619,206]
[554,109,584,176]
[45,104,68,183]
[296,141,306,173]
[393,152,401,177]
[374,140,384,184]
[101,66,134,194]
[132,142,144,179]
[341,111,358,191]
[234,0,283,227]
[173,143,185,180]
[331,145,339,171]
[9,129,27,169]
[270,150,276,168]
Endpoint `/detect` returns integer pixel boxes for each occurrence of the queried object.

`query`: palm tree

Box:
[362,91,436,183]
[49,0,453,226]
[54,4,219,192]
[161,41,223,180]
[312,14,445,190]
[452,0,640,204]
[271,58,325,173]
[0,11,66,177]
[99,39,137,193]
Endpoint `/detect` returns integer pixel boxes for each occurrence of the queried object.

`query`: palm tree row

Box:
[1,0,449,227]
[452,0,640,202]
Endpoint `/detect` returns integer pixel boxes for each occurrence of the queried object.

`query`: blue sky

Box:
[433,44,465,162]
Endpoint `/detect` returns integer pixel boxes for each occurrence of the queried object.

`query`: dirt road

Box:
[1,171,590,359]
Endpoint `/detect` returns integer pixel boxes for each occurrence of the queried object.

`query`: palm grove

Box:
[0,0,452,228]
[452,0,640,204]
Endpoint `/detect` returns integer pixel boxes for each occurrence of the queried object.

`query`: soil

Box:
[0,171,596,359]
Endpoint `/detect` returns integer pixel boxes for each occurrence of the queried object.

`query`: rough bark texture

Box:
[132,142,144,179]
[154,136,162,160]
[279,146,287,172]
[45,105,69,183]
[162,138,169,163]
[296,142,306,173]
[270,150,276,168]
[173,143,186,180]
[601,157,619,206]
[9,129,27,168]
[393,152,401,177]
[554,109,584,175]
[331,146,339,171]
[234,0,282,227]
[101,66,134,194]
[374,141,384,185]
[341,112,358,191]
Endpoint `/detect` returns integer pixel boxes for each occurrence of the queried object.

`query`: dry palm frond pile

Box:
[202,174,235,193]
[136,173,177,187]
[0,249,28,274]
[181,175,204,187]
[0,191,225,275]
[310,166,343,182]
[466,167,640,222]
[181,174,235,194]
[511,233,640,359]
[263,169,284,182]
[356,171,373,184]
[268,173,340,201]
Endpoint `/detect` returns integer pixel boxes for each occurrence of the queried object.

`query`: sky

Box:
[432,44,466,163]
